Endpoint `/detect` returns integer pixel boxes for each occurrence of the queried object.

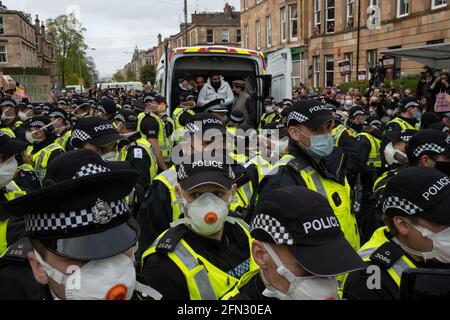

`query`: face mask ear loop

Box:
[262,243,296,283]
[33,250,67,285]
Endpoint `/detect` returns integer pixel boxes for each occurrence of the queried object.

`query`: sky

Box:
[6,0,241,78]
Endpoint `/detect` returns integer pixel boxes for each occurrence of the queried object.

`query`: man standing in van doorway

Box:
[232,79,256,129]
[197,71,235,110]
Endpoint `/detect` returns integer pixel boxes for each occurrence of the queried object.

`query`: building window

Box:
[256,20,261,50]
[243,0,248,10]
[280,7,287,43]
[207,29,214,43]
[397,0,410,17]
[0,44,7,63]
[266,16,272,48]
[256,0,262,4]
[427,39,445,45]
[370,0,380,6]
[344,53,353,82]
[237,29,241,43]
[314,0,321,35]
[347,0,355,29]
[222,29,229,43]
[325,55,334,87]
[289,4,298,41]
[244,25,249,48]
[432,0,448,9]
[326,0,335,33]
[0,17,4,35]
[313,56,320,88]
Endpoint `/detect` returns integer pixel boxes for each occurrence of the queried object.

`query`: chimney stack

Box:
[224,2,232,18]
[41,22,46,40]
[157,33,162,46]
[35,15,40,34]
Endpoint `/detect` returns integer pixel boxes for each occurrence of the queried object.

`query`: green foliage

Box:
[112,71,125,82]
[126,66,136,82]
[46,14,93,87]
[140,64,155,85]
[338,75,420,93]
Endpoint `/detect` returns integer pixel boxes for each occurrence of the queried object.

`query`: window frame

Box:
[397,0,410,18]
[326,0,335,34]
[256,20,261,50]
[280,7,287,43]
[266,16,272,48]
[289,4,298,41]
[0,44,7,64]
[314,0,321,34]
[325,54,334,87]
[0,16,5,35]
[432,0,448,10]
[313,56,321,88]
[237,28,241,43]
[244,25,249,48]
[206,29,214,44]
[346,0,355,28]
[221,29,229,44]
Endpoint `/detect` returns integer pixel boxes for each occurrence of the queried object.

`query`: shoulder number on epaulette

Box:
[369,241,404,269]
[155,225,187,254]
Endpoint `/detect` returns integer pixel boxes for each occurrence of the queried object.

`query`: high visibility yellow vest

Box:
[55,130,72,151]
[259,112,280,129]
[0,127,15,138]
[332,124,352,147]
[32,143,65,182]
[387,117,419,131]
[355,227,417,287]
[138,112,172,163]
[172,107,195,131]
[141,218,260,300]
[373,169,399,193]
[268,154,360,250]
[357,132,382,168]
[0,182,26,256]
[153,166,184,222]
[119,137,158,180]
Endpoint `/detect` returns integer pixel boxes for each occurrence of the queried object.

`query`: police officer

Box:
[172,93,196,144]
[72,99,92,120]
[115,110,158,190]
[225,186,365,300]
[24,116,65,183]
[49,108,72,151]
[70,117,122,162]
[204,98,229,124]
[140,152,259,300]
[385,97,421,133]
[259,97,281,129]
[342,167,450,300]
[136,113,229,254]
[0,149,162,300]
[0,99,19,138]
[0,133,27,255]
[255,99,360,251]
[94,99,118,121]
[138,94,171,172]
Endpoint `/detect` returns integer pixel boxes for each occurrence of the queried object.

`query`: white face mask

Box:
[101,151,118,162]
[34,251,136,300]
[1,107,16,122]
[271,137,289,157]
[261,243,338,300]
[120,131,138,139]
[394,223,450,264]
[18,111,31,121]
[346,100,354,107]
[0,156,18,187]
[387,109,394,116]
[182,192,230,236]
[384,142,408,166]
[265,106,274,114]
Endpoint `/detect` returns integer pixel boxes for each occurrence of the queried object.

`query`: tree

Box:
[46,14,91,87]
[126,66,136,82]
[140,64,156,85]
[86,56,99,83]
[113,70,125,82]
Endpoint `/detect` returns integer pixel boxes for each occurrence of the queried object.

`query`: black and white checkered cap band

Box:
[185,122,201,133]
[114,114,126,123]
[73,163,111,179]
[24,198,128,232]
[382,196,424,215]
[252,214,294,245]
[413,143,445,157]
[29,121,47,128]
[49,111,65,119]
[287,111,309,124]
[401,135,413,143]
[71,129,92,142]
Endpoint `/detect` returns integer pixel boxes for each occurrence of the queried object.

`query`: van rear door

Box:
[267,47,292,102]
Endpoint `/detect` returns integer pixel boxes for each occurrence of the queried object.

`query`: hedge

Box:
[338,75,420,93]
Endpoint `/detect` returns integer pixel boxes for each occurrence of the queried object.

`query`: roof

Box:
[381,43,450,70]
[194,12,240,26]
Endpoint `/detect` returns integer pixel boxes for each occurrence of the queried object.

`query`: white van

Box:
[155,46,271,122]
[97,82,143,91]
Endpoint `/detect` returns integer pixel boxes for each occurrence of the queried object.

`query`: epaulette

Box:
[155,224,187,254]
[369,241,405,269]
[2,238,32,263]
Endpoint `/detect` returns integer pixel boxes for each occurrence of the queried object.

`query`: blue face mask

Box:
[415,111,422,120]
[294,128,334,158]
